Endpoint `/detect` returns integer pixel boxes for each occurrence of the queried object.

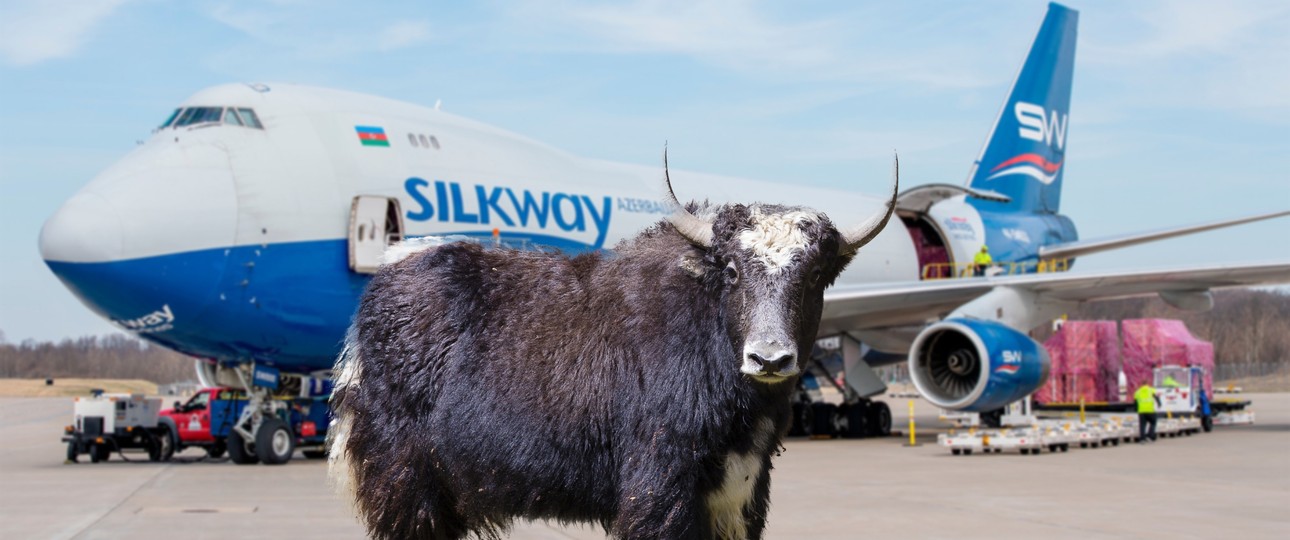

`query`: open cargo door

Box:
[348,195,403,274]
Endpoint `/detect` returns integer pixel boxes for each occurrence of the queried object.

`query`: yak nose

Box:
[743,341,797,377]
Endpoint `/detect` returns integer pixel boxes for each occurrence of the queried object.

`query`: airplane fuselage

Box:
[48,84,1069,374]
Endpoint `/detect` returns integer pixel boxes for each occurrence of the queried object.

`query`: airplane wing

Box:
[1037,210,1290,261]
[819,261,1290,334]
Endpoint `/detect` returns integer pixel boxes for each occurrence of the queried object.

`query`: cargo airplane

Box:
[39,3,1290,459]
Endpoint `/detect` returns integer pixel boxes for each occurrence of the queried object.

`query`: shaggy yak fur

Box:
[330,201,870,539]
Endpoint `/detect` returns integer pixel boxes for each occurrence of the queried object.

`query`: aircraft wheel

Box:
[841,404,868,438]
[228,430,259,465]
[951,449,962,456]
[1201,415,1213,433]
[1020,448,1029,455]
[256,418,295,465]
[867,401,892,437]
[810,403,837,438]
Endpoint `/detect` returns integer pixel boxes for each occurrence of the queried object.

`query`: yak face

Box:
[663,150,899,385]
[708,204,850,384]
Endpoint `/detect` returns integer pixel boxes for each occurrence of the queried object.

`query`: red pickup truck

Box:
[159,387,329,464]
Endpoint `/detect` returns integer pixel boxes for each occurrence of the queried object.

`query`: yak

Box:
[329,153,898,539]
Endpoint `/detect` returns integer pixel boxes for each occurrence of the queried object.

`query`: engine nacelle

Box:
[908,318,1050,412]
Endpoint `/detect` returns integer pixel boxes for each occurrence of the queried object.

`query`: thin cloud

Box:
[0,0,134,66]
[498,0,995,89]
[378,21,431,52]
[1082,0,1290,114]
[205,3,433,60]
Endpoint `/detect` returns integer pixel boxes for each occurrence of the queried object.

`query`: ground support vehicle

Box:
[63,392,173,463]
[1213,408,1255,426]
[1099,415,1137,444]
[1211,399,1255,426]
[1070,420,1115,448]
[938,424,1073,455]
[1154,415,1202,438]
[1036,424,1077,453]
[160,385,330,465]
[938,404,1140,455]
[939,430,987,455]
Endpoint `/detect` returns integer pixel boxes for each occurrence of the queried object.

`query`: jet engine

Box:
[908,318,1050,412]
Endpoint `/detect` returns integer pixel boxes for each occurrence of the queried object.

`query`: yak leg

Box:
[610,462,710,539]
[740,463,773,540]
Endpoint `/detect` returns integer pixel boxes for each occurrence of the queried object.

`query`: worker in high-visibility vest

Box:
[1134,383,1161,443]
[973,245,993,277]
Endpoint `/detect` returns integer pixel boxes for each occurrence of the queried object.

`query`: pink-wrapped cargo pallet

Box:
[1035,319,1211,405]
[1122,319,1213,397]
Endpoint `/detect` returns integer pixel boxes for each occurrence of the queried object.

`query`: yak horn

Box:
[663,147,715,248]
[839,152,900,255]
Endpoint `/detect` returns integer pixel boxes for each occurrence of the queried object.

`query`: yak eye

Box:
[723,262,739,285]
[811,266,823,286]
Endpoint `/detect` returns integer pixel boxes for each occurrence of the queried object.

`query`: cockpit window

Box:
[223,108,245,126]
[160,108,181,128]
[163,106,264,130]
[237,108,263,129]
[173,107,223,127]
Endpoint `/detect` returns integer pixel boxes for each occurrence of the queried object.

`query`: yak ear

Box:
[662,147,715,248]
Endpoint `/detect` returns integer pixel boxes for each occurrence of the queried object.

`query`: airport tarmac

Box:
[2,394,1287,539]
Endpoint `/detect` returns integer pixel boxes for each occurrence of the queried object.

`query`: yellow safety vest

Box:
[1134,385,1156,413]
[974,251,992,266]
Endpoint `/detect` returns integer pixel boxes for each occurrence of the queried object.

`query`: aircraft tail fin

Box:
[967,3,1078,215]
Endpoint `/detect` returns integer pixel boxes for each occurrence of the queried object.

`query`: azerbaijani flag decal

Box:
[355,125,390,147]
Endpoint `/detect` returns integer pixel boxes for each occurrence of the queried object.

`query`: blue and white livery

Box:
[39,3,1290,428]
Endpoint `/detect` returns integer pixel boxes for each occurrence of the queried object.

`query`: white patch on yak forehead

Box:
[737,207,820,273]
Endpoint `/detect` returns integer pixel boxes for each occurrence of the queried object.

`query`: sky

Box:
[0,0,1287,343]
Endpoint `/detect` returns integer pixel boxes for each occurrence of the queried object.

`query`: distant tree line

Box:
[0,333,195,384]
[1,289,1287,385]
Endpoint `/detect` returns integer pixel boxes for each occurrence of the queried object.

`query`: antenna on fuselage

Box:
[434,99,442,111]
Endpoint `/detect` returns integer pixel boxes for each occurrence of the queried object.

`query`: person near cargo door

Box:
[1134,383,1161,442]
[972,245,993,276]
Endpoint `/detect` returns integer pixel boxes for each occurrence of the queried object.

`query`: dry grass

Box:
[0,378,158,397]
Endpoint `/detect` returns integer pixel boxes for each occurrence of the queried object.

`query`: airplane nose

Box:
[39,191,123,263]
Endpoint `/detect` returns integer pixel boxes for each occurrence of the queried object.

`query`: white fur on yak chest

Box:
[705,419,775,539]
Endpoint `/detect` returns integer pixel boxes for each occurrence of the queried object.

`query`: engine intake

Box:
[908,318,1050,412]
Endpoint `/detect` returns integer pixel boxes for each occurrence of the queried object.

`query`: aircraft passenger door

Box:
[349,195,404,274]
